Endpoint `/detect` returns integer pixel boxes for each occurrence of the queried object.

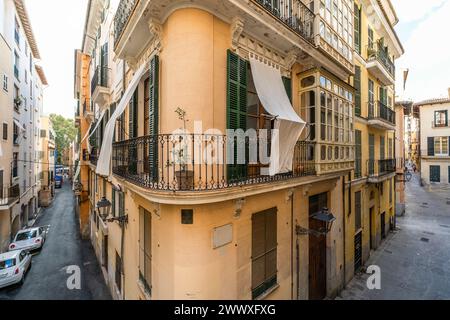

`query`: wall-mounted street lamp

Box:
[96,196,128,225]
[296,207,336,237]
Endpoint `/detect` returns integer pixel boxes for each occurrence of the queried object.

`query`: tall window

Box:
[355,191,362,230]
[14,18,20,45]
[252,207,277,299]
[355,130,362,178]
[434,110,448,127]
[13,153,18,178]
[14,52,19,79]
[2,123,7,140]
[115,252,122,293]
[2,74,8,92]
[139,207,152,295]
[368,27,374,50]
[434,137,448,156]
[380,136,385,160]
[354,66,361,116]
[354,3,361,54]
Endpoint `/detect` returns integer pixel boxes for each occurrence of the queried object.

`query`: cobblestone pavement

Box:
[337,173,450,300]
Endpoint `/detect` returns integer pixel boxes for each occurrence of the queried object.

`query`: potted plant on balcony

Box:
[172,107,194,190]
[14,97,22,111]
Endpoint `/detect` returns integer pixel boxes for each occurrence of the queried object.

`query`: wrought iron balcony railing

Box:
[367,159,396,177]
[114,0,139,47]
[113,0,315,46]
[91,65,110,96]
[368,101,396,125]
[0,185,20,206]
[253,0,315,43]
[112,134,316,191]
[367,44,395,77]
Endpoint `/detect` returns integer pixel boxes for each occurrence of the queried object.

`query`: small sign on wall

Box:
[212,224,233,249]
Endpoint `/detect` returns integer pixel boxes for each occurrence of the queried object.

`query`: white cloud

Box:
[391,0,447,23]
[395,0,450,101]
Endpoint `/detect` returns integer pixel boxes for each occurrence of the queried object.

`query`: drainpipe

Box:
[342,175,347,291]
[120,219,126,300]
[290,190,294,300]
[296,234,300,300]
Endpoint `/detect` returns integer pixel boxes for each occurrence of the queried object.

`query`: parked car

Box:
[9,227,47,252]
[55,175,63,188]
[0,250,32,289]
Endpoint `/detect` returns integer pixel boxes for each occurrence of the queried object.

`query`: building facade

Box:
[419,96,450,185]
[74,0,403,300]
[0,0,47,251]
[38,116,55,207]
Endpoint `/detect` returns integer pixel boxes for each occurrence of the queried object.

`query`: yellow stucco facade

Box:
[75,0,404,300]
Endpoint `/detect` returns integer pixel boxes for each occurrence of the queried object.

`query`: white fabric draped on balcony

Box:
[96,63,147,176]
[81,108,106,153]
[249,57,306,176]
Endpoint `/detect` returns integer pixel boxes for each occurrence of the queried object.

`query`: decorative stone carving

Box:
[148,17,163,54]
[230,17,244,51]
[285,49,299,70]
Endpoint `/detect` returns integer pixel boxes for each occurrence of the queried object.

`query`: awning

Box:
[96,63,147,176]
[80,108,106,154]
[73,163,81,183]
[249,57,306,176]
[13,119,25,132]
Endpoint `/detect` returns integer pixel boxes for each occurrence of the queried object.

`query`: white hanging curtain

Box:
[73,162,81,183]
[96,63,147,176]
[81,108,106,154]
[0,144,3,157]
[249,57,306,176]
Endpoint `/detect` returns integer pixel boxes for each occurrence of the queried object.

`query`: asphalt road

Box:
[0,183,111,300]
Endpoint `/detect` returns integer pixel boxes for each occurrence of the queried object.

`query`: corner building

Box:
[74,0,403,300]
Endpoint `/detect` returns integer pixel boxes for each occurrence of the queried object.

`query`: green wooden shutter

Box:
[282,76,292,103]
[354,3,361,54]
[427,137,435,156]
[354,66,361,116]
[128,89,138,174]
[355,130,362,178]
[101,42,109,86]
[119,192,125,217]
[112,189,116,217]
[227,50,248,182]
[149,55,159,183]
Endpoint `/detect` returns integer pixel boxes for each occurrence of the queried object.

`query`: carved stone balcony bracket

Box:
[231,17,244,51]
[148,18,163,54]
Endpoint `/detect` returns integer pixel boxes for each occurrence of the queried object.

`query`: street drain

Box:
[440,224,450,228]
[423,231,435,235]
[420,237,430,242]
[423,202,428,205]
[385,250,393,254]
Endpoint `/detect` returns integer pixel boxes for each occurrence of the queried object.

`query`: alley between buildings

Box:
[338,174,450,299]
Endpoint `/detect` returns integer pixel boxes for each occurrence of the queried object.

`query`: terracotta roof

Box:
[395,100,413,106]
[35,65,48,85]
[14,0,41,59]
[414,98,450,107]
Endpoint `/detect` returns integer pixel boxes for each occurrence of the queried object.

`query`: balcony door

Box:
[308,192,328,300]
[369,134,375,175]
[247,66,273,178]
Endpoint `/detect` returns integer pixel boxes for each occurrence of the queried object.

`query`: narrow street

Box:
[0,183,111,300]
[338,174,450,300]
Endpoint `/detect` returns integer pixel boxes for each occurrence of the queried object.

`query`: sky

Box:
[392,0,450,101]
[25,0,88,119]
[23,0,450,119]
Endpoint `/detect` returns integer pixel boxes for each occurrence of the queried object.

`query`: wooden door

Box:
[354,231,363,272]
[308,193,328,300]
[369,207,374,250]
[381,212,386,239]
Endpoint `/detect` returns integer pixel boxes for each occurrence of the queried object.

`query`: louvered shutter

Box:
[128,89,138,174]
[149,55,159,183]
[101,43,109,86]
[354,66,361,116]
[112,189,116,217]
[428,137,435,156]
[227,50,248,182]
[282,76,292,103]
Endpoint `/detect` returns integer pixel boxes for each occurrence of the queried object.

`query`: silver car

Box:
[9,227,47,252]
[0,250,32,289]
